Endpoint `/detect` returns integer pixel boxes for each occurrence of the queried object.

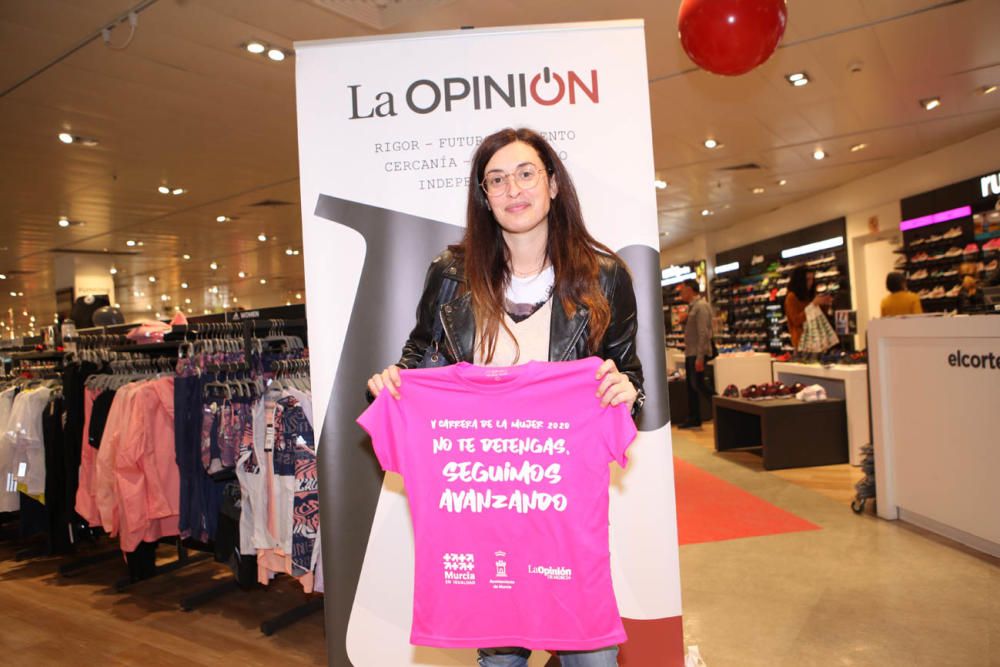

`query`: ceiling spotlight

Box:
[238,271,246,278]
[778,179,788,186]
[216,215,229,223]
[979,85,997,96]
[257,233,267,242]
[654,179,668,190]
[285,301,291,306]
[171,187,185,195]
[185,298,191,304]
[920,97,941,111]
[752,187,765,194]
[813,149,827,160]
[109,267,117,275]
[161,294,169,301]
[701,209,713,217]
[295,293,302,300]
[232,297,238,303]
[210,261,218,270]
[146,305,153,311]
[0,274,5,280]
[17,291,22,296]
[157,186,170,194]
[850,143,867,152]
[246,41,266,54]
[58,132,74,144]
[259,278,267,285]
[267,48,286,62]
[58,217,70,227]
[785,72,810,87]
[703,138,719,149]
[126,239,137,247]
[8,291,16,297]
[285,248,294,256]
[180,282,188,289]
[148,276,157,283]
[137,241,144,246]
[182,254,191,261]
[22,311,27,316]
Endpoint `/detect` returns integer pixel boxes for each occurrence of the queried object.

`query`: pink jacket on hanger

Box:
[115,377,180,553]
[95,383,141,536]
[74,387,100,527]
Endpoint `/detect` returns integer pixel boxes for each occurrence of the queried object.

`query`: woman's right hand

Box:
[367,364,402,400]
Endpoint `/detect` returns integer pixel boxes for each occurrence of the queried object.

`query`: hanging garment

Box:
[0,387,18,511]
[75,387,101,526]
[8,386,53,502]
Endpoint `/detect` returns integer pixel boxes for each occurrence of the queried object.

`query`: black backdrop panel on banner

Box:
[900,168,1000,220]
[715,217,846,268]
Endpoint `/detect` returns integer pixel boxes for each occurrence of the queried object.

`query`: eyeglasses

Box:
[480,163,548,196]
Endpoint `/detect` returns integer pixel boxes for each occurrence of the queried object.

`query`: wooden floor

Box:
[0,536,326,666]
[0,424,864,666]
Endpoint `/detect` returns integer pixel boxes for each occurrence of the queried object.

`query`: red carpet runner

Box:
[674,457,820,545]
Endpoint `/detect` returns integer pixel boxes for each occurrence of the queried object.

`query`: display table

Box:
[868,315,1000,557]
[665,347,685,374]
[771,362,869,466]
[709,353,772,392]
[712,396,848,470]
[668,377,713,425]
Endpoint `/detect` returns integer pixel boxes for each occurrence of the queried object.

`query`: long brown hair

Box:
[457,127,621,364]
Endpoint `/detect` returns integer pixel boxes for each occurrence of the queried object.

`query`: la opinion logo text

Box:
[348,67,600,119]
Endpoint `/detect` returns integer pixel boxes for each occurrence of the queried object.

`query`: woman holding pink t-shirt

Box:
[366,127,644,667]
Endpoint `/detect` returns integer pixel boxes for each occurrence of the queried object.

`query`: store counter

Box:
[772,361,869,465]
[868,315,1000,557]
[709,353,772,392]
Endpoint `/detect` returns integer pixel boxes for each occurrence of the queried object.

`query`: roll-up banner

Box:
[295,20,683,666]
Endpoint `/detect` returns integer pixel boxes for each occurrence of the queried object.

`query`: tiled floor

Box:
[671,422,999,667]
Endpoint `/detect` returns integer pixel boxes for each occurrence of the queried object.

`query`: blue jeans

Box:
[477,646,619,667]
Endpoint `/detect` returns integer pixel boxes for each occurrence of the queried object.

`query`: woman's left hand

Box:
[595,359,637,412]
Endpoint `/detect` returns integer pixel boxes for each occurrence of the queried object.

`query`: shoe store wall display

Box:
[899,168,1000,312]
[295,21,683,667]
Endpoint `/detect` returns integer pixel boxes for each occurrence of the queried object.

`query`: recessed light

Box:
[238,271,246,278]
[17,291,22,296]
[8,291,16,297]
[285,301,291,306]
[171,188,185,195]
[785,72,809,86]
[813,149,827,160]
[146,305,152,311]
[850,143,867,152]
[58,217,70,227]
[0,274,5,280]
[232,297,238,303]
[180,282,188,289]
[182,254,191,261]
[752,187,765,194]
[216,215,229,223]
[703,138,719,149]
[185,298,191,304]
[920,97,941,111]
[22,311,27,316]
[126,239,137,247]
[778,179,787,186]
[246,41,266,54]
[257,233,267,242]
[701,209,713,217]
[148,275,157,283]
[654,179,668,190]
[267,48,286,62]
[980,85,997,96]
[161,294,169,301]
[210,286,219,294]
[157,186,170,194]
[137,241,144,247]
[109,267,117,275]
[58,132,74,144]
[295,293,302,300]
[285,248,294,256]
[209,261,218,270]
[259,278,267,285]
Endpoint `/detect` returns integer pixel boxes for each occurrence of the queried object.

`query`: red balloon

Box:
[678,0,788,76]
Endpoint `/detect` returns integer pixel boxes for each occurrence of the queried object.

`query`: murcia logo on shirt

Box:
[442,552,476,585]
[490,550,516,590]
[528,563,573,581]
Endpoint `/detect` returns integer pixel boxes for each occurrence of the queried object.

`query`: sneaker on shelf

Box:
[816,283,827,292]
[945,285,961,298]
[908,269,928,280]
[928,234,943,243]
[963,243,980,255]
[918,288,931,298]
[984,238,1000,251]
[943,226,962,239]
[940,268,958,277]
[929,285,946,299]
[911,252,930,263]
[723,384,740,398]
[894,255,907,267]
[984,259,999,272]
[945,247,963,257]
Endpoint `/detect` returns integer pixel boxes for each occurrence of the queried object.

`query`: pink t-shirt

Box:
[356,356,637,650]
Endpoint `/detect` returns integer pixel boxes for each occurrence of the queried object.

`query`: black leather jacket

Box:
[392,248,645,419]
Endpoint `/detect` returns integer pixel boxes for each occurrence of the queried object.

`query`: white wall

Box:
[660,126,1000,331]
